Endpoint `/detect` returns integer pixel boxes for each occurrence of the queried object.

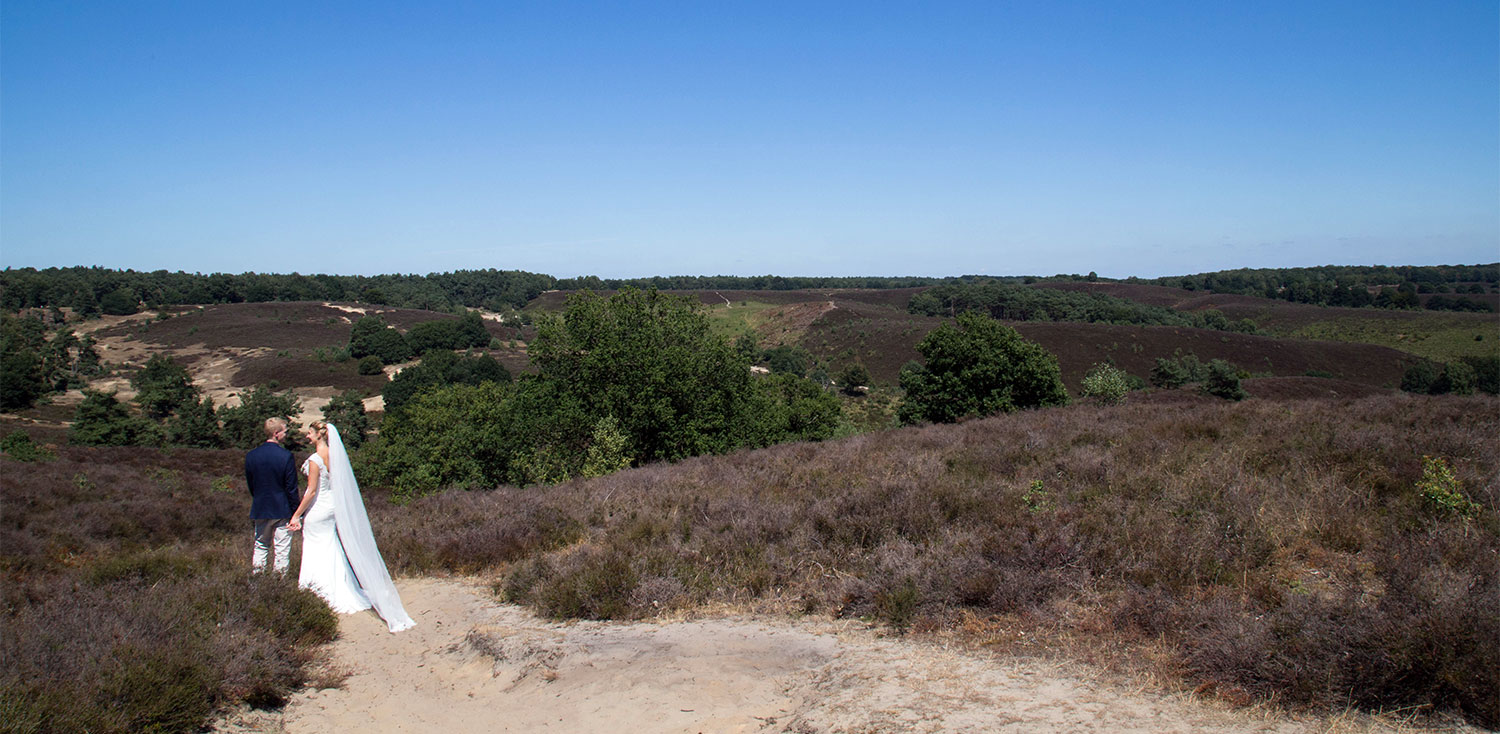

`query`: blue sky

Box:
[2,1,1496,279]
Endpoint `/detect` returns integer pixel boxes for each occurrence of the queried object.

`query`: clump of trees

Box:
[908,283,1255,332]
[381,349,511,417]
[1150,352,1246,400]
[1142,263,1499,310]
[0,313,104,410]
[897,311,1069,424]
[1401,356,1499,396]
[368,289,845,498]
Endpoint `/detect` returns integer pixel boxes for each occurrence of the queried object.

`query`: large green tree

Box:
[370,288,844,497]
[529,288,767,463]
[898,310,1069,424]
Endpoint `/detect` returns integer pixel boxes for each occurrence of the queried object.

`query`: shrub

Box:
[529,288,774,463]
[381,349,510,417]
[217,385,302,450]
[838,362,871,394]
[165,395,226,449]
[1201,359,1246,401]
[898,310,1069,424]
[1459,354,1499,395]
[322,390,372,449]
[1416,456,1480,518]
[580,415,632,478]
[1080,362,1130,404]
[130,354,198,420]
[1434,361,1477,396]
[0,316,48,410]
[357,354,384,375]
[69,390,162,447]
[508,545,639,620]
[1401,360,1441,394]
[1,430,54,461]
[348,315,412,364]
[763,345,811,376]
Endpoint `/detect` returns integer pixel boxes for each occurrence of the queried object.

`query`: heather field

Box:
[529,287,1438,391]
[4,392,1496,730]
[1038,281,1500,363]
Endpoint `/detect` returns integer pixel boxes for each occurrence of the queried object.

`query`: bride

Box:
[288,421,415,633]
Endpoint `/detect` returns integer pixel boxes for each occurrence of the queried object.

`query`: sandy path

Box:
[214,578,1415,734]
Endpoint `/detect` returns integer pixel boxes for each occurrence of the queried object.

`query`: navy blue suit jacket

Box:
[245,441,299,519]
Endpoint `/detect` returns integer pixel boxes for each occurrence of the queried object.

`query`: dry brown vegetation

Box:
[4,392,1497,728]
[371,393,1498,727]
[0,444,337,733]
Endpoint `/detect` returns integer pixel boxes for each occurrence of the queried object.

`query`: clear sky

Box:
[2,1,1496,279]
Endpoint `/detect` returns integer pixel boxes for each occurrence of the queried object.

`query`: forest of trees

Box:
[0,267,997,316]
[1137,264,1499,309]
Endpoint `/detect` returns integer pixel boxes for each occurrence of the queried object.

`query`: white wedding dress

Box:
[298,424,415,632]
[299,453,373,614]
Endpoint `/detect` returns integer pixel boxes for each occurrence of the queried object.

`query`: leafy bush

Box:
[763,344,812,376]
[381,349,510,417]
[1150,353,1210,389]
[405,311,491,353]
[1,430,54,461]
[347,315,412,364]
[1460,354,1499,395]
[1201,359,1246,401]
[69,390,162,447]
[1403,359,1483,396]
[371,289,843,496]
[1434,360,1476,396]
[1416,456,1480,518]
[165,395,226,449]
[838,362,871,394]
[1080,362,1130,404]
[529,288,777,463]
[898,310,1069,424]
[357,354,384,375]
[130,354,197,419]
[322,390,372,449]
[217,385,302,450]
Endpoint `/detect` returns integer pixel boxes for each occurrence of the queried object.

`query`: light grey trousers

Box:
[252,518,292,574]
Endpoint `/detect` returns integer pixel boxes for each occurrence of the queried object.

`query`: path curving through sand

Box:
[214,578,1413,734]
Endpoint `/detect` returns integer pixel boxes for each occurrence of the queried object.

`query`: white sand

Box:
[212,578,1455,734]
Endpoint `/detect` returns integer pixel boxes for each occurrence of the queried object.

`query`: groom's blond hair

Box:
[263,417,287,439]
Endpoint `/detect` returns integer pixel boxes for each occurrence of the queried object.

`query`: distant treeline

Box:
[910,282,1257,332]
[0,267,558,315]
[1137,264,1499,309]
[0,267,1003,315]
[550,274,996,291]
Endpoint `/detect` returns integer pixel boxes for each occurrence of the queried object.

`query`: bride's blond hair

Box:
[307,420,329,443]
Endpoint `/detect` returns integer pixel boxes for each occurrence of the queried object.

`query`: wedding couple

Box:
[246,417,415,633]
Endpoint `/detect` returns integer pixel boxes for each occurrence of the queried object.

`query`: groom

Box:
[245,417,300,574]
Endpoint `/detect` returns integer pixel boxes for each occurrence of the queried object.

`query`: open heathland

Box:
[3,391,1497,730]
[368,391,1498,727]
[1037,282,1500,364]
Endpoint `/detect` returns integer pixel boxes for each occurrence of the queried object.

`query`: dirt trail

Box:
[209,577,1423,734]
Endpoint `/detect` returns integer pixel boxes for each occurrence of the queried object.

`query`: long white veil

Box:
[327,423,415,633]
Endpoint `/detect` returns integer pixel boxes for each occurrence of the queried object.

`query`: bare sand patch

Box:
[211,578,1442,734]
